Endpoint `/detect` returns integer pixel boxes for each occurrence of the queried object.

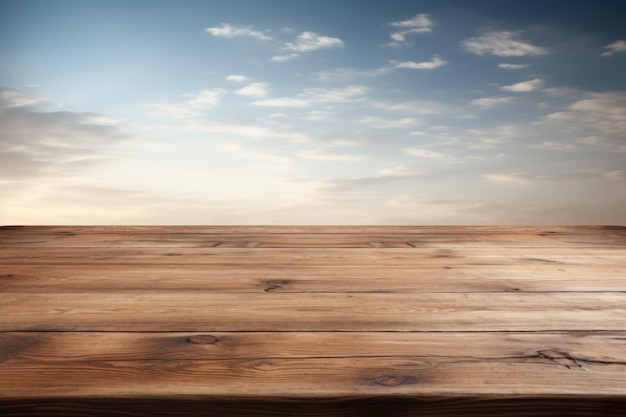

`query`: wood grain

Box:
[3,264,625,293]
[1,292,625,331]
[1,248,624,275]
[2,232,625,248]
[1,226,625,416]
[3,331,625,363]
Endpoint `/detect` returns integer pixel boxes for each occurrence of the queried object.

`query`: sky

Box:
[1,0,625,225]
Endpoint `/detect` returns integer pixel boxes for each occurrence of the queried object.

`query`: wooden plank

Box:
[1,247,624,266]
[1,292,625,331]
[1,232,625,248]
[2,331,625,363]
[2,264,625,293]
[1,355,625,398]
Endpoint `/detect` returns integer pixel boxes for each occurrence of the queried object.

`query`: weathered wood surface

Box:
[1,226,625,416]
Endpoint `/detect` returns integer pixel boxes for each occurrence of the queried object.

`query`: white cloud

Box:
[372,100,448,115]
[253,85,368,108]
[603,170,624,181]
[205,23,272,41]
[226,75,249,82]
[360,116,419,128]
[315,66,392,81]
[0,87,129,180]
[568,92,626,136]
[530,141,575,150]
[149,89,226,118]
[388,14,433,46]
[0,87,50,108]
[184,121,312,143]
[462,31,549,56]
[147,103,198,118]
[235,82,270,97]
[188,89,225,107]
[471,97,514,107]
[378,165,422,177]
[285,31,343,52]
[271,53,300,62]
[297,149,368,161]
[498,63,529,69]
[305,110,334,121]
[601,40,626,57]
[390,13,433,29]
[252,97,309,107]
[395,56,447,70]
[577,136,609,146]
[405,147,444,158]
[306,85,368,102]
[545,111,573,120]
[569,92,626,117]
[501,78,544,92]
[483,173,532,185]
[577,168,626,182]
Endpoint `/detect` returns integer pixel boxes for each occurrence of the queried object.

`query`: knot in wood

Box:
[187,335,218,345]
[374,375,409,387]
[264,279,290,292]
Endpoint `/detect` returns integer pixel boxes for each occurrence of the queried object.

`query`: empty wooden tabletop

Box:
[1,226,625,416]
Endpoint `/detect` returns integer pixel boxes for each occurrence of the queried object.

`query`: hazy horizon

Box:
[1,0,625,225]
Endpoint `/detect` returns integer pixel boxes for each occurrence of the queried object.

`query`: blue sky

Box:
[1,0,625,225]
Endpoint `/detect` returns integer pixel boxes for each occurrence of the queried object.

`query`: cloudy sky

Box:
[1,0,625,225]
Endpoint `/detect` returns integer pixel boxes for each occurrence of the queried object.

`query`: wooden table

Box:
[1,226,625,416]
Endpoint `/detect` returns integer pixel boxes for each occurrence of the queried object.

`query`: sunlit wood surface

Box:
[1,226,625,416]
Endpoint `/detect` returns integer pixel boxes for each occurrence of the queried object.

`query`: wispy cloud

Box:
[226,75,249,82]
[273,31,344,61]
[305,110,335,121]
[372,100,449,115]
[395,56,447,69]
[501,78,544,92]
[234,82,270,97]
[252,96,309,107]
[483,173,533,185]
[271,53,300,62]
[205,23,272,40]
[405,147,445,158]
[183,121,312,143]
[360,116,419,128]
[387,13,433,47]
[0,87,50,108]
[378,165,423,177]
[148,89,226,118]
[315,66,393,81]
[603,170,625,181]
[530,141,575,150]
[463,31,549,56]
[471,96,514,107]
[252,85,368,108]
[601,40,626,57]
[297,149,368,161]
[286,31,343,52]
[577,168,626,182]
[568,92,626,136]
[309,170,422,193]
[0,87,128,180]
[498,63,529,69]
